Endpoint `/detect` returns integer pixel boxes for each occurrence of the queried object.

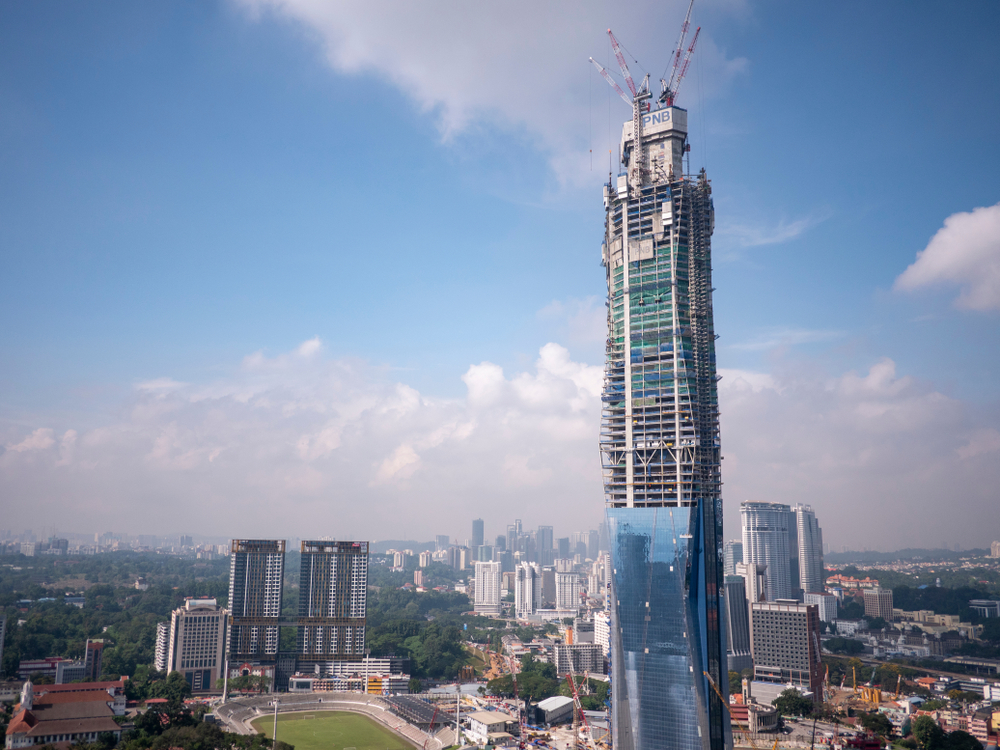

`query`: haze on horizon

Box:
[1,1,998,551]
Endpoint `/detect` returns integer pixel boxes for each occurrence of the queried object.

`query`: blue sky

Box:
[1,0,998,550]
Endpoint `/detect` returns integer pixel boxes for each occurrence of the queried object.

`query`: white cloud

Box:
[3,337,997,550]
[717,210,831,250]
[729,327,844,351]
[233,0,748,185]
[718,358,999,549]
[0,338,605,539]
[895,202,1000,311]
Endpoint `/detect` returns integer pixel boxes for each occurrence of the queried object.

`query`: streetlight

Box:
[271,698,279,746]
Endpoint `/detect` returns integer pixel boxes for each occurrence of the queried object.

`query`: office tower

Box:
[474,561,502,616]
[495,534,506,552]
[750,600,823,701]
[598,521,609,553]
[537,526,554,566]
[862,587,894,622]
[507,525,518,555]
[794,505,824,595]
[741,502,793,601]
[472,519,485,549]
[724,577,753,674]
[154,622,169,672]
[587,530,600,561]
[84,640,104,681]
[555,572,580,611]
[556,537,570,559]
[541,568,556,607]
[435,535,450,552]
[514,562,541,618]
[228,539,285,659]
[297,541,369,659]
[724,540,743,577]
[166,598,228,693]
[600,86,727,750]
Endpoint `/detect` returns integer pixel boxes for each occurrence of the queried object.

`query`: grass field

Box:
[251,712,413,750]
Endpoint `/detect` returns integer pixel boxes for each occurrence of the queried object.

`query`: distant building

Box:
[0,615,5,674]
[794,505,824,595]
[413,570,424,587]
[154,622,169,672]
[464,711,518,746]
[724,540,743,577]
[5,680,125,749]
[166,598,228,693]
[555,572,580,611]
[84,640,105,682]
[553,643,604,677]
[418,551,431,568]
[472,519,485,549]
[736,562,768,604]
[804,592,838,623]
[863,587,894,622]
[474,561,502,616]
[991,541,1000,559]
[515,562,541,618]
[750,599,823,701]
[724,577,753,673]
[741,502,793,601]
[435,535,450,551]
[825,574,879,590]
[594,611,610,657]
[970,600,1000,618]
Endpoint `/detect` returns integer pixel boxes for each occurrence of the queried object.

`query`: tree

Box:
[912,715,945,750]
[943,731,982,750]
[772,689,814,718]
[860,712,894,738]
[729,671,742,695]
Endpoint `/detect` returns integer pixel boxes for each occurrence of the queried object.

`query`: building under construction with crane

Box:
[592,6,730,750]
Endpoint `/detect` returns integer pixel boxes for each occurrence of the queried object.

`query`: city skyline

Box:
[1,2,999,550]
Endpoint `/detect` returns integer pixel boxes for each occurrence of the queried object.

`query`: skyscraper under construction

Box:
[595,22,729,750]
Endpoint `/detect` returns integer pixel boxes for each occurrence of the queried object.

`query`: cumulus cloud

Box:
[0,339,605,539]
[718,358,999,549]
[2,338,997,549]
[233,0,748,185]
[895,202,1000,311]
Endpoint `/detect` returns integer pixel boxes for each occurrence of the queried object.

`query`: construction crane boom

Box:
[590,58,632,106]
[566,675,598,750]
[669,27,700,104]
[607,29,637,98]
[664,0,695,95]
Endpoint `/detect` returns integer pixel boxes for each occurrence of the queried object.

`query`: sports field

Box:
[251,711,414,750]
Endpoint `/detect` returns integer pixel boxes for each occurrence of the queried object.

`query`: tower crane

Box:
[565,675,598,750]
[660,0,700,106]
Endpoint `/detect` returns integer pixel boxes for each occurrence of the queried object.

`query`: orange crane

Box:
[660,0,701,106]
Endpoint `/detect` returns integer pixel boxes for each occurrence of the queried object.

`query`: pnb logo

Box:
[642,110,671,128]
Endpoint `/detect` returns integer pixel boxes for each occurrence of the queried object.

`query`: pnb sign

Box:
[640,106,688,136]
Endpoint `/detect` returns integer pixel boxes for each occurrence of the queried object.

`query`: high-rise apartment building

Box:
[804,592,838,623]
[84,640,104,682]
[474,561,502,616]
[228,539,285,659]
[749,600,823,701]
[297,541,368,660]
[599,84,727,749]
[166,598,228,693]
[555,572,580,611]
[514,562,541,618]
[741,502,793,601]
[724,577,753,674]
[471,519,484,549]
[991,541,1000,559]
[794,505,824,595]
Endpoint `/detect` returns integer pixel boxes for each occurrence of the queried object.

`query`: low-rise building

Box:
[464,711,517,746]
[535,695,574,725]
[5,681,127,750]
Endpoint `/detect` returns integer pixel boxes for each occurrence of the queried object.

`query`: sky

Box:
[1,0,998,551]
